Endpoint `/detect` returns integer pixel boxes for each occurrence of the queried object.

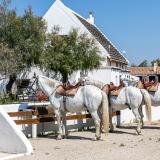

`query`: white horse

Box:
[122,78,139,87]
[149,86,160,106]
[124,79,160,107]
[35,75,109,140]
[83,78,152,134]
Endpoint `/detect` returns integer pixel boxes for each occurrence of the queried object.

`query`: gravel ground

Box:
[13,124,160,160]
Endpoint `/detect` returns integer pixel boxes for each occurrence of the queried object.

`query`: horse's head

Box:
[31,73,48,92]
[32,74,61,97]
[38,75,61,89]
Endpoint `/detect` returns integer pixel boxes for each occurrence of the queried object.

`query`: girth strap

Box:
[63,96,68,112]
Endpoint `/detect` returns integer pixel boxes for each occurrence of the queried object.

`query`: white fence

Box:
[0,102,95,137]
[0,102,160,138]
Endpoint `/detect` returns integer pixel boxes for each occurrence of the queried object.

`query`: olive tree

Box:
[0,0,46,94]
[0,0,47,76]
[41,27,103,83]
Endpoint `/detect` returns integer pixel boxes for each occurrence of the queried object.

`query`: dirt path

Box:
[13,124,160,160]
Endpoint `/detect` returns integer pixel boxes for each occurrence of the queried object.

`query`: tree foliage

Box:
[0,0,46,76]
[138,60,148,67]
[19,7,46,66]
[151,58,160,67]
[0,1,24,75]
[41,27,102,82]
[0,43,23,76]
[0,0,103,84]
[130,63,137,67]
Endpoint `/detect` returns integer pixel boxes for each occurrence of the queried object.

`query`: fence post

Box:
[32,115,37,138]
[116,111,121,127]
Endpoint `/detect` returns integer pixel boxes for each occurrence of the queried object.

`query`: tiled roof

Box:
[74,14,128,64]
[130,67,160,75]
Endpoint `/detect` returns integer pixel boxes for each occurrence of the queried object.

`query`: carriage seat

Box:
[56,81,81,96]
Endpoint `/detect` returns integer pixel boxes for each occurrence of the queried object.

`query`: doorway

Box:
[149,76,155,82]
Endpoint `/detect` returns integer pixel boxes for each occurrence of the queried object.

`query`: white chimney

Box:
[87,11,94,24]
[154,62,157,72]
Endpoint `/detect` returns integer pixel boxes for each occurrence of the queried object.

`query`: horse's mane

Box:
[39,75,61,87]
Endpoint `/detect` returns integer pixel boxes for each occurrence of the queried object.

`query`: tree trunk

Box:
[62,72,68,85]
[6,74,16,94]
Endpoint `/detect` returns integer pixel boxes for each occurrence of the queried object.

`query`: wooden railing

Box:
[8,107,120,125]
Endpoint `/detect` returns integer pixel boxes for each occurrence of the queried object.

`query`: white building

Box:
[0,0,129,94]
[43,0,129,85]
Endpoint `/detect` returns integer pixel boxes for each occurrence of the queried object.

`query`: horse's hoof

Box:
[141,125,144,129]
[92,137,98,141]
[109,130,114,133]
[63,135,68,139]
[92,137,101,141]
[56,135,62,140]
[136,130,141,135]
[101,129,105,133]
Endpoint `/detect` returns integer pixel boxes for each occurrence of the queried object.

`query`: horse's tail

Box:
[140,89,152,122]
[101,91,109,134]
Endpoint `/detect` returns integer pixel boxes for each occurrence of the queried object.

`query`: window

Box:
[158,75,160,82]
[149,76,155,82]
[139,76,142,81]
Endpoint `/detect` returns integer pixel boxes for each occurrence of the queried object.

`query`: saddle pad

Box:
[56,85,80,96]
[56,85,66,95]
[65,87,80,96]
[136,82,144,89]
[110,88,122,96]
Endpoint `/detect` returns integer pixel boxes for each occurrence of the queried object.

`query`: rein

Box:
[29,77,39,95]
[49,85,59,97]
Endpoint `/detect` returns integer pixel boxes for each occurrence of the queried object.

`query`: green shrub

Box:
[0,93,20,104]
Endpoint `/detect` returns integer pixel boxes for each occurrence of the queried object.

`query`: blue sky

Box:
[4,0,160,65]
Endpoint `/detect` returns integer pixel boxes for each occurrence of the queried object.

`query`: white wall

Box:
[0,107,33,154]
[120,105,160,124]
[87,67,129,86]
[110,69,121,86]
[88,68,111,84]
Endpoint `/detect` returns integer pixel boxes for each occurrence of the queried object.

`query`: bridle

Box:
[33,74,59,98]
[30,75,39,95]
